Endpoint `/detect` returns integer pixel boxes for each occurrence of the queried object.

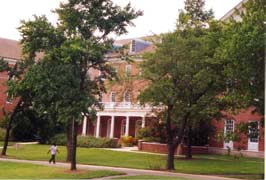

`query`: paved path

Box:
[0,158,241,180]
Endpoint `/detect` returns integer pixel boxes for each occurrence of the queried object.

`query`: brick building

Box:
[0,0,263,157]
[0,38,21,119]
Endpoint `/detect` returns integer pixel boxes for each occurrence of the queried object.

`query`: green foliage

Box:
[179,0,214,27]
[16,0,142,168]
[216,0,265,115]
[77,136,119,148]
[136,122,166,143]
[49,133,67,146]
[49,134,119,148]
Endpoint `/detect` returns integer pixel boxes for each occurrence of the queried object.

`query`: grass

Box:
[112,175,194,180]
[0,161,123,179]
[0,141,15,146]
[4,144,264,179]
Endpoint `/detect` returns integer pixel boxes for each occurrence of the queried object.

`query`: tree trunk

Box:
[186,125,192,159]
[66,123,72,162]
[1,100,21,156]
[166,143,177,170]
[70,118,77,170]
[1,118,13,156]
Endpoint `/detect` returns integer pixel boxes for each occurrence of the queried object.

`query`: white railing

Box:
[101,102,152,110]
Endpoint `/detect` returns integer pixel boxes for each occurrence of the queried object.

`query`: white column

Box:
[125,116,130,136]
[96,116,101,138]
[110,116,115,138]
[82,116,88,136]
[142,116,146,128]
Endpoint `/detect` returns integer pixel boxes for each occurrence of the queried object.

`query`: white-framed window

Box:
[121,119,126,136]
[225,119,234,136]
[125,65,132,76]
[249,121,259,143]
[124,90,130,102]
[110,92,116,102]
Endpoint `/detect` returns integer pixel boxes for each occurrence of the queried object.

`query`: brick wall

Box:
[209,107,264,152]
[138,141,208,155]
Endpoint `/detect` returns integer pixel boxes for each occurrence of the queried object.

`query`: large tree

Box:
[139,0,225,169]
[216,0,265,117]
[16,0,142,170]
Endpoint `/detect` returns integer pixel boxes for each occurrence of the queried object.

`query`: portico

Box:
[81,111,148,138]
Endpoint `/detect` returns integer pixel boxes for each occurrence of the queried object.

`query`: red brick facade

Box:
[209,107,264,152]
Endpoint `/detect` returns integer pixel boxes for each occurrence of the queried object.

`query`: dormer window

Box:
[130,40,136,53]
[124,90,130,102]
[110,92,116,102]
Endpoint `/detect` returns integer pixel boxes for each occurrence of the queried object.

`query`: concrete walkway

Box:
[0,158,241,180]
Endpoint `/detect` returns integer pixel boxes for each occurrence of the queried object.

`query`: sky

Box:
[0,0,242,41]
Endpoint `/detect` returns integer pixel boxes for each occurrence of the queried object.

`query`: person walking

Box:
[48,143,59,164]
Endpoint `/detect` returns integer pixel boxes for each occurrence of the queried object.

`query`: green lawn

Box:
[113,175,194,180]
[0,161,123,179]
[0,141,15,146]
[4,144,264,178]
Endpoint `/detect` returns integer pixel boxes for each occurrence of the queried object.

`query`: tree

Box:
[216,0,265,117]
[0,58,23,156]
[139,0,225,169]
[17,0,142,170]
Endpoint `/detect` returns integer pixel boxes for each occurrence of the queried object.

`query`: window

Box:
[124,90,130,102]
[110,92,116,102]
[225,119,234,135]
[249,121,259,143]
[125,65,132,76]
[130,40,136,53]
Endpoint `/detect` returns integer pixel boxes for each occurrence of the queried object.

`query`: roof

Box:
[220,0,248,22]
[0,37,22,60]
[0,36,155,63]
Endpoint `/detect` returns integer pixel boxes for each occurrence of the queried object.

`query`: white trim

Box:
[82,116,87,136]
[110,116,115,138]
[247,121,259,152]
[96,116,101,137]
[224,119,234,149]
[125,116,130,136]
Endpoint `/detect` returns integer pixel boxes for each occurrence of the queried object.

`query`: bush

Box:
[49,134,119,148]
[49,133,67,145]
[119,136,136,147]
[136,127,165,143]
[0,128,6,141]
[77,136,119,148]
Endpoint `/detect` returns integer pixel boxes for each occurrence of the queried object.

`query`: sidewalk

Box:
[0,158,241,180]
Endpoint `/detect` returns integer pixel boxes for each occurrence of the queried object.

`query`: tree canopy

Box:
[216,0,265,116]
[139,0,225,169]
[13,0,142,170]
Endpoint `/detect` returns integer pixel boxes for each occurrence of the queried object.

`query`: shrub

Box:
[49,134,119,148]
[120,136,136,147]
[49,133,67,145]
[136,128,162,143]
[77,136,119,148]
